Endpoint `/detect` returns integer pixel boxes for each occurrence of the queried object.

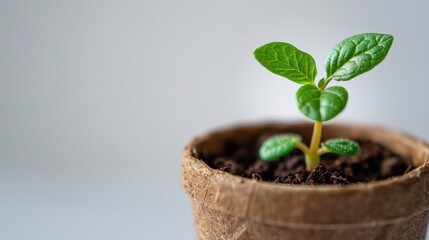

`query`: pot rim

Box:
[185,120,429,192]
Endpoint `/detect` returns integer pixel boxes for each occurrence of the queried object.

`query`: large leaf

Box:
[325,33,393,81]
[254,42,317,85]
[259,134,301,161]
[322,138,360,156]
[296,85,348,122]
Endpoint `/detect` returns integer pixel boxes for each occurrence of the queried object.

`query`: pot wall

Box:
[192,202,429,240]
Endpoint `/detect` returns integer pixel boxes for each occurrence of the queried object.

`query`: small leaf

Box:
[259,134,301,161]
[296,85,348,122]
[322,138,360,156]
[317,78,326,89]
[325,33,393,81]
[254,42,317,85]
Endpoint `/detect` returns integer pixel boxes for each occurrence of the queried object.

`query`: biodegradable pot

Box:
[181,122,429,240]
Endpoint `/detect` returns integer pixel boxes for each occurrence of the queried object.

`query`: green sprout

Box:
[254,33,393,171]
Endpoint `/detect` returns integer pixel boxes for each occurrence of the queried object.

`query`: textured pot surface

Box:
[182,122,429,240]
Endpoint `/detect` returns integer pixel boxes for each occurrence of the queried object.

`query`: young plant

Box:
[254,33,393,171]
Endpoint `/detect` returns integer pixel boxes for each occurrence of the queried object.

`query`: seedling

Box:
[254,33,393,171]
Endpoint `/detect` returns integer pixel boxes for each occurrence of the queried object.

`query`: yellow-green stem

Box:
[306,121,322,171]
[317,147,329,156]
[295,142,310,153]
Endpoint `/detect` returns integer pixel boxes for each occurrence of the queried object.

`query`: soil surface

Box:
[203,135,414,185]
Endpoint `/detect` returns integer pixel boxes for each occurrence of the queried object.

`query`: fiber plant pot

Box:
[181,122,429,240]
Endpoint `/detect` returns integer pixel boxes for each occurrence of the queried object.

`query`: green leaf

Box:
[322,138,360,156]
[325,33,393,81]
[317,78,326,89]
[259,134,301,161]
[296,85,348,122]
[254,42,317,85]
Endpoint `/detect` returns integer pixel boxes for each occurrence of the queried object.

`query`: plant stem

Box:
[317,147,329,156]
[305,121,322,171]
[322,78,332,90]
[295,141,310,154]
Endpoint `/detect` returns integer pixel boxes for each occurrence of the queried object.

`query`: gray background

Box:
[1,0,429,239]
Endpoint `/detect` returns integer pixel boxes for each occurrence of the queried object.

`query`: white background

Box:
[1,0,429,239]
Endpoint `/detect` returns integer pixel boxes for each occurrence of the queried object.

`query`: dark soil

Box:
[203,135,414,185]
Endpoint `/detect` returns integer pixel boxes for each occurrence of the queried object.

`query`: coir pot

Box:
[181,122,429,240]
